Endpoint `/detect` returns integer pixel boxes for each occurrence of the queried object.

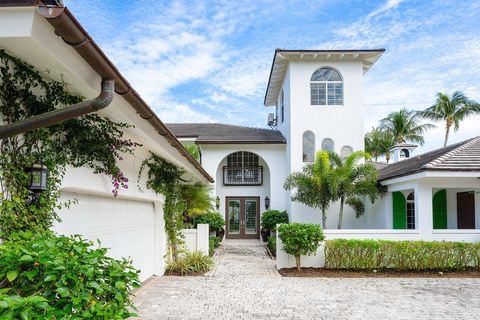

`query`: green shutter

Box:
[433,189,448,229]
[392,191,406,229]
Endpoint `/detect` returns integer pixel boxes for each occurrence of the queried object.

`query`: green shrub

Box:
[166,251,214,276]
[208,236,220,256]
[267,236,276,257]
[325,239,480,271]
[261,210,289,231]
[278,223,324,270]
[0,231,140,319]
[195,212,225,232]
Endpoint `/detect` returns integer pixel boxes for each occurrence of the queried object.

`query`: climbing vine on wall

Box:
[0,49,139,238]
[138,152,187,261]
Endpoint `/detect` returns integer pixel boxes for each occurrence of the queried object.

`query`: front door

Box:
[226,197,260,239]
[457,192,475,229]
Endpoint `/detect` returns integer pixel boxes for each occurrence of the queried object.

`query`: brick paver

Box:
[132,240,480,319]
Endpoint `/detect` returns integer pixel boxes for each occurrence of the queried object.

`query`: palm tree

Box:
[328,151,383,229]
[184,144,201,162]
[284,151,335,228]
[421,91,480,147]
[364,127,396,163]
[380,108,435,145]
[179,183,213,224]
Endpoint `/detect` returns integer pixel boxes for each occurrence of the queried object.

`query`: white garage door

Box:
[54,192,156,281]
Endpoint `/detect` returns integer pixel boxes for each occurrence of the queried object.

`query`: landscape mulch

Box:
[279,267,480,278]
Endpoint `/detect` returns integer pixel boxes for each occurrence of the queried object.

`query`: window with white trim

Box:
[302,131,315,162]
[406,192,415,229]
[280,89,285,123]
[340,146,353,159]
[321,138,334,152]
[310,67,343,106]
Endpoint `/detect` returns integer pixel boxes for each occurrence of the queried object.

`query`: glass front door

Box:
[226,197,260,239]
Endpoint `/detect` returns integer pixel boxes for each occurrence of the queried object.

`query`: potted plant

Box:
[260,210,289,242]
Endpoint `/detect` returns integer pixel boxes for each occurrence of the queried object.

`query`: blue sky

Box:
[67,0,480,153]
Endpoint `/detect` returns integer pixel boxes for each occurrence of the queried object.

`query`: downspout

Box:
[0,79,115,139]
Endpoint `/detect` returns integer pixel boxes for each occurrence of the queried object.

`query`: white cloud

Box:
[367,0,406,18]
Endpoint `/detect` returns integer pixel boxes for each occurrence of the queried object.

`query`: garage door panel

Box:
[54,192,156,281]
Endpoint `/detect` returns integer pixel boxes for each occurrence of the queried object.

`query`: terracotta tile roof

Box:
[166,123,286,144]
[379,136,480,181]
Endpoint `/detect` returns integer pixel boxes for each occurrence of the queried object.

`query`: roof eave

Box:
[263,48,385,106]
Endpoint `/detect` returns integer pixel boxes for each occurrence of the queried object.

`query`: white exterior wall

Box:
[199,144,287,223]
[274,58,366,227]
[180,224,209,256]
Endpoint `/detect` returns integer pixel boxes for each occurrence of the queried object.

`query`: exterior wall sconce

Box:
[265,196,270,210]
[215,196,220,210]
[27,163,49,195]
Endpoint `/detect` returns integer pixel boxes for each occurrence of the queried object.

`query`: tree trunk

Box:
[386,152,391,163]
[295,255,301,271]
[444,122,451,148]
[321,209,326,229]
[338,197,345,229]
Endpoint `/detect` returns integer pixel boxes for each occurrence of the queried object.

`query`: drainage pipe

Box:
[0,79,115,139]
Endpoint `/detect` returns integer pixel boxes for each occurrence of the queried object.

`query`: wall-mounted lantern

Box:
[265,196,270,210]
[215,196,220,210]
[27,163,49,195]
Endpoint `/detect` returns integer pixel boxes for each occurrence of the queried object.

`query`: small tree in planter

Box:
[278,223,324,271]
[260,210,289,241]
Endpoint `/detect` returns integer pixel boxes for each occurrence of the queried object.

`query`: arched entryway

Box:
[215,151,271,239]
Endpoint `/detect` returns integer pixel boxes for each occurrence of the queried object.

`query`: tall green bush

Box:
[195,212,225,232]
[0,232,140,319]
[325,239,480,270]
[278,223,324,270]
[261,210,289,231]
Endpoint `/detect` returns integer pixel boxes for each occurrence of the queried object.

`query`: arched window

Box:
[340,146,353,159]
[321,138,334,152]
[400,149,410,158]
[280,89,285,123]
[310,67,343,106]
[302,131,315,162]
[406,192,415,229]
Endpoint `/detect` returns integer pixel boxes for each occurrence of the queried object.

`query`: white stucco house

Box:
[0,2,213,281]
[167,49,480,244]
[1,1,479,279]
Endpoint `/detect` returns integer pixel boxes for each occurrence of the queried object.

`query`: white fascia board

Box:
[0,8,209,184]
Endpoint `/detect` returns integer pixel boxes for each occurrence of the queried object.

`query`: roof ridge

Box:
[422,136,480,169]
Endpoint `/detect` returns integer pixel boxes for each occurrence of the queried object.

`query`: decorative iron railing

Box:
[223,166,263,185]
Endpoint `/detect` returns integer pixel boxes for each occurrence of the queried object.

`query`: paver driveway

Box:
[132,240,480,319]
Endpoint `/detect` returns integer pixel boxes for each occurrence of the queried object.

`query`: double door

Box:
[226,197,260,239]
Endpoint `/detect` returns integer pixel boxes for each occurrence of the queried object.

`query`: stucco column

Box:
[415,181,433,240]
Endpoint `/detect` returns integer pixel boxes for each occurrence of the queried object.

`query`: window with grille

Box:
[406,192,415,229]
[224,152,262,185]
[310,67,343,106]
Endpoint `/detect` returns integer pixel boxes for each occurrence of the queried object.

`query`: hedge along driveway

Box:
[131,240,480,320]
[325,239,480,270]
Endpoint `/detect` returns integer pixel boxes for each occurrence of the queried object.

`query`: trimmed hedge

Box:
[261,210,289,231]
[325,239,480,271]
[267,236,276,257]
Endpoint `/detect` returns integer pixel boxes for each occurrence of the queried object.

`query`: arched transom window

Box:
[302,131,315,162]
[321,138,334,152]
[310,67,343,106]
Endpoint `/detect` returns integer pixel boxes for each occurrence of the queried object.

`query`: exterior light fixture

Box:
[27,163,49,195]
[265,196,270,210]
[215,196,220,210]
